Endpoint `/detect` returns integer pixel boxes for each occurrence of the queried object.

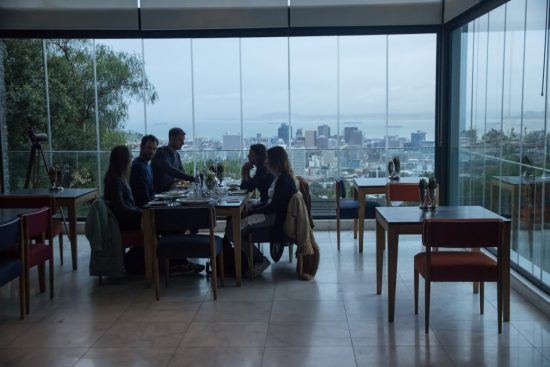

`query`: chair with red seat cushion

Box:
[0,217,25,319]
[414,219,504,333]
[386,182,421,205]
[21,207,54,314]
[121,230,144,248]
[0,196,65,265]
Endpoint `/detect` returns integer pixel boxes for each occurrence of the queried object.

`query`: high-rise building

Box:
[344,127,359,144]
[318,124,330,138]
[278,123,290,144]
[411,130,426,147]
[295,128,303,138]
[349,130,363,146]
[222,132,241,150]
[292,148,307,175]
[304,130,317,148]
[317,136,329,149]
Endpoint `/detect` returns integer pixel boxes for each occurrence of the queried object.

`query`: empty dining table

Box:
[375,205,511,323]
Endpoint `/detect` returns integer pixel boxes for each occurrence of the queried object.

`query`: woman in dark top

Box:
[226,146,297,276]
[240,144,274,204]
[104,146,141,231]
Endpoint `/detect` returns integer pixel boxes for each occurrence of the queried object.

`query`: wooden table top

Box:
[376,205,510,225]
[3,188,98,199]
[354,176,423,188]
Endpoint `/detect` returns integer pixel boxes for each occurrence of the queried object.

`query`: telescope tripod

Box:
[24,141,51,189]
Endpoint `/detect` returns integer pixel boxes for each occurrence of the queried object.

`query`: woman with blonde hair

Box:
[225,145,297,276]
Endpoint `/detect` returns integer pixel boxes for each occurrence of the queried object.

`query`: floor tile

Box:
[354,346,454,367]
[179,322,268,347]
[170,347,264,367]
[75,347,176,367]
[262,346,357,367]
[0,347,87,367]
[266,321,352,347]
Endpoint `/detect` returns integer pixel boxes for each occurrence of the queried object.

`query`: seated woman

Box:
[241,144,274,205]
[104,145,141,231]
[226,146,298,276]
[104,145,204,274]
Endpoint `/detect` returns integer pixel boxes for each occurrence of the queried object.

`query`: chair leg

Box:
[497,279,503,334]
[58,233,64,266]
[211,255,218,301]
[153,259,160,301]
[288,244,293,263]
[248,234,254,280]
[25,267,30,315]
[353,219,358,239]
[424,279,431,334]
[19,275,25,320]
[164,259,170,288]
[414,270,419,315]
[480,282,484,315]
[337,217,341,251]
[38,263,46,293]
[298,255,304,279]
[49,258,54,299]
[219,250,225,287]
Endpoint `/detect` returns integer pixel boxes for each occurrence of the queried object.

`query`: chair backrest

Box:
[386,183,420,204]
[21,207,52,239]
[296,176,314,228]
[152,206,215,234]
[0,217,21,253]
[335,177,346,199]
[422,219,504,249]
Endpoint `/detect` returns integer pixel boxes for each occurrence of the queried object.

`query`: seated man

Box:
[130,134,158,207]
[151,127,194,193]
[241,144,274,206]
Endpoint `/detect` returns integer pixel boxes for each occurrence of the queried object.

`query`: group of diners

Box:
[103,127,298,277]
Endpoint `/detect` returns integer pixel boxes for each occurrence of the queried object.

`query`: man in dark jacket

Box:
[151,127,194,193]
[130,135,158,207]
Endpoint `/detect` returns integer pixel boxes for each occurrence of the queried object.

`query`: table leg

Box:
[67,203,78,270]
[232,208,242,287]
[358,190,365,254]
[503,221,511,322]
[387,228,399,322]
[376,219,385,295]
[142,209,153,287]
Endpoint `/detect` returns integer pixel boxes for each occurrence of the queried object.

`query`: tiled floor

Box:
[0,230,549,366]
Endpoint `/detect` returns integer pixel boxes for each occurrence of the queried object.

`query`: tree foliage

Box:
[2,39,156,188]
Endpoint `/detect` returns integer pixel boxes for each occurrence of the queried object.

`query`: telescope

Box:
[25,126,48,143]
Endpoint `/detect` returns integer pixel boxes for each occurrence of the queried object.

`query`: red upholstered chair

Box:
[414,219,504,333]
[386,182,421,205]
[0,197,65,265]
[121,230,144,248]
[21,207,54,314]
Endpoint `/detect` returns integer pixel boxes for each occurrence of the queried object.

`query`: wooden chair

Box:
[386,182,421,206]
[0,196,65,265]
[414,219,504,333]
[147,206,224,300]
[335,177,380,251]
[0,217,25,319]
[21,207,54,314]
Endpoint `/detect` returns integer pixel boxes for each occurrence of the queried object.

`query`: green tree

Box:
[2,39,156,188]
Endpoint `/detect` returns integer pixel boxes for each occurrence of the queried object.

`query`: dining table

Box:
[353,176,422,253]
[143,187,250,287]
[375,205,511,323]
[0,188,99,270]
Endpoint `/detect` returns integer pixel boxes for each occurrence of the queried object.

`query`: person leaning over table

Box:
[151,127,194,193]
[225,146,298,277]
[105,145,204,275]
[130,134,158,207]
[241,143,274,206]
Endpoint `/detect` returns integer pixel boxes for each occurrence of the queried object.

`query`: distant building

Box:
[411,130,426,147]
[222,133,241,150]
[292,148,307,174]
[348,130,363,146]
[295,128,303,138]
[278,123,290,144]
[318,124,330,138]
[344,127,359,144]
[305,130,317,148]
[317,135,329,149]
